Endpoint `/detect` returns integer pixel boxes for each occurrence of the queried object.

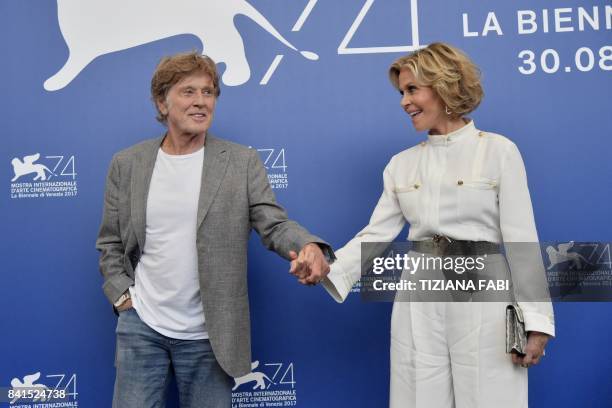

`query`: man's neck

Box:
[161,132,206,155]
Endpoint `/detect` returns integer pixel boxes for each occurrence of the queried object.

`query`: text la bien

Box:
[462,5,611,37]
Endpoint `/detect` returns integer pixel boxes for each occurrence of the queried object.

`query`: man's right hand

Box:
[116,298,132,312]
[289,243,330,285]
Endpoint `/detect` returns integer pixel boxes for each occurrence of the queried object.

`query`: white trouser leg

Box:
[448,302,527,408]
[390,301,454,408]
[389,301,527,408]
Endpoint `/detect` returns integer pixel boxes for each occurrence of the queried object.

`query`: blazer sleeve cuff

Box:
[103,274,135,305]
[319,243,336,263]
[301,240,336,263]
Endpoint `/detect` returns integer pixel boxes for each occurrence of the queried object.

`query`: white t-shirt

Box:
[130,146,207,340]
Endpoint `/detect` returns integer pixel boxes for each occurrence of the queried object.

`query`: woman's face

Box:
[398,68,448,134]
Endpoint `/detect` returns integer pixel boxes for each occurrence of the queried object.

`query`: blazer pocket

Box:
[456,178,498,226]
[394,183,421,226]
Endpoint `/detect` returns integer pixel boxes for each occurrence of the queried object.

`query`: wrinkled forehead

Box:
[171,71,214,90]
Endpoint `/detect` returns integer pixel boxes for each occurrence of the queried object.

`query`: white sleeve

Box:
[499,142,555,336]
[322,162,406,302]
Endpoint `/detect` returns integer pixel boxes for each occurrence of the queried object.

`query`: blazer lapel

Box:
[197,134,229,228]
[130,136,164,250]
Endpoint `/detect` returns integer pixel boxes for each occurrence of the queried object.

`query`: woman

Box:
[319,43,555,407]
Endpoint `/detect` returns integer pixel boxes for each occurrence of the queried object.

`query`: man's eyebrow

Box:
[179,85,213,90]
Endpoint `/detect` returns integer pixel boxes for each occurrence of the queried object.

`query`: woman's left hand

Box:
[511,331,550,368]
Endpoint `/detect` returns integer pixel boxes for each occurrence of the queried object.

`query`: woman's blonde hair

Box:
[388,43,483,118]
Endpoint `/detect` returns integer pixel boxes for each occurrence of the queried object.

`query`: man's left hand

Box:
[289,243,330,285]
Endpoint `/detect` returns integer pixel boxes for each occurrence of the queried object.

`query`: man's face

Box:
[157,72,217,138]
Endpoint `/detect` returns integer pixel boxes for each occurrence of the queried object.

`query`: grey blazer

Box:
[96,134,332,377]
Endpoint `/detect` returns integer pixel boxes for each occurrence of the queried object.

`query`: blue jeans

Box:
[112,308,232,408]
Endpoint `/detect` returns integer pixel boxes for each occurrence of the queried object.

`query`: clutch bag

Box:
[506,304,527,355]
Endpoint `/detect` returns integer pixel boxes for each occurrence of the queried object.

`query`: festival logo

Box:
[544,241,612,300]
[3,371,78,407]
[257,148,288,190]
[232,361,274,391]
[545,241,592,271]
[44,0,318,91]
[10,154,54,182]
[338,0,423,55]
[9,154,78,199]
[44,0,429,90]
[231,360,297,408]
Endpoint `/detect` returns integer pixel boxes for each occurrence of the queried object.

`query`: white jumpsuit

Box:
[323,121,555,408]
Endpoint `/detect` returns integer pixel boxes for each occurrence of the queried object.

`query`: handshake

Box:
[289,243,331,286]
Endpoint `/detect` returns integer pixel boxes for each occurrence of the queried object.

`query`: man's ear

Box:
[156,97,168,115]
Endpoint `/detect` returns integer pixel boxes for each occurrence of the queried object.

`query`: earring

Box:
[445,106,452,115]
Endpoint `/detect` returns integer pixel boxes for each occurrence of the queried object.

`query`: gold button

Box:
[479,131,484,137]
[414,184,420,189]
[457,180,464,186]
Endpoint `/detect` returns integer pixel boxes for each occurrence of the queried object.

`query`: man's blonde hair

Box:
[151,51,220,124]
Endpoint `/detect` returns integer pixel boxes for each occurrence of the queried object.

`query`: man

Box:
[96,52,332,407]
